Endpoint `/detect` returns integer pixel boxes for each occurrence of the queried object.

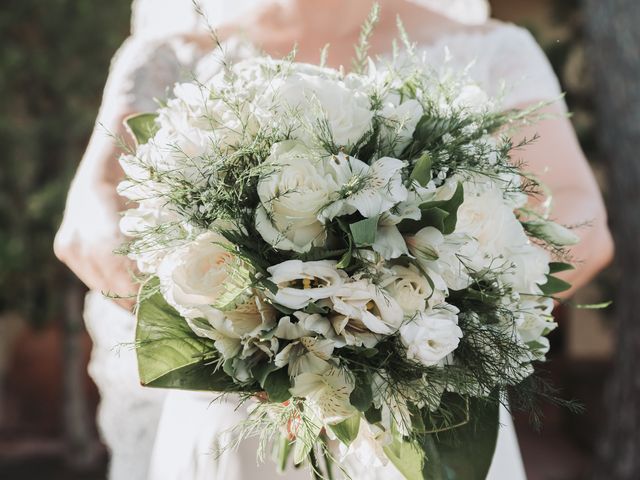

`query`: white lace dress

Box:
[84,22,564,480]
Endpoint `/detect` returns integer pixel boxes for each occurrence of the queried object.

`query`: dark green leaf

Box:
[538,274,572,295]
[264,368,292,403]
[135,278,235,391]
[125,113,159,145]
[548,262,575,274]
[350,375,373,412]
[251,361,280,388]
[421,393,500,480]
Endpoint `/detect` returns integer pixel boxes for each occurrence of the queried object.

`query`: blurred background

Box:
[0,1,637,479]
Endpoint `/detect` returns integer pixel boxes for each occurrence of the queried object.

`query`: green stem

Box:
[309,448,324,480]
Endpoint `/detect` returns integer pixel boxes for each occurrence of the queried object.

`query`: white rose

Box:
[267,260,346,310]
[157,231,240,318]
[254,66,374,146]
[400,306,463,366]
[381,264,445,316]
[329,280,404,347]
[255,141,337,252]
[453,179,529,256]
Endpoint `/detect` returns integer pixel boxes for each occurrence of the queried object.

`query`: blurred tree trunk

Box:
[584,1,640,479]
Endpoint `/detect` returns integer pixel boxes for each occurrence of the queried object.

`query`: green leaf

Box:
[421,393,500,480]
[329,414,361,446]
[383,437,424,480]
[548,262,575,274]
[276,434,294,472]
[293,414,323,465]
[264,368,292,403]
[251,361,280,388]
[399,183,464,235]
[350,374,373,412]
[135,278,235,391]
[573,301,613,310]
[538,274,572,295]
[409,152,433,187]
[349,215,380,247]
[125,113,159,145]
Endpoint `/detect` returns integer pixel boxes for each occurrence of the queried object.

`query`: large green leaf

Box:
[125,113,159,145]
[410,152,433,187]
[135,278,235,391]
[421,393,500,480]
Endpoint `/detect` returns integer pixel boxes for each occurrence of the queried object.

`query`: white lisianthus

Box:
[255,141,336,252]
[254,64,374,146]
[267,260,346,310]
[157,231,242,319]
[289,367,356,424]
[321,153,409,221]
[400,305,463,367]
[381,264,445,316]
[329,280,404,347]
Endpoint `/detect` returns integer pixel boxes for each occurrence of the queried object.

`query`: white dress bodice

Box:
[85,21,564,479]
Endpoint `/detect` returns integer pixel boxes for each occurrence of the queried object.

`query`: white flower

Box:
[407,226,478,291]
[381,264,445,316]
[255,141,334,252]
[321,153,408,220]
[400,306,463,367]
[500,243,550,295]
[289,367,356,424]
[340,420,391,468]
[379,92,423,154]
[329,280,404,347]
[157,231,240,318]
[254,65,373,146]
[267,260,346,310]
[452,84,490,113]
[515,297,556,360]
[274,312,336,376]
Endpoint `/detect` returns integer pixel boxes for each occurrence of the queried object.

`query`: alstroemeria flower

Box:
[320,153,408,221]
[289,367,356,424]
[274,312,336,376]
[267,260,347,310]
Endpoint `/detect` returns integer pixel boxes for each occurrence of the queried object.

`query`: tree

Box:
[584,1,640,478]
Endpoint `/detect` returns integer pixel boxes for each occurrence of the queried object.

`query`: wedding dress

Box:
[84,1,565,478]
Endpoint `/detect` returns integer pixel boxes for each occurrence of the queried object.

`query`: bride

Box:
[54,0,613,478]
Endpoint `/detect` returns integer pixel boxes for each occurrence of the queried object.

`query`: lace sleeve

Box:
[105,36,203,114]
[483,24,566,111]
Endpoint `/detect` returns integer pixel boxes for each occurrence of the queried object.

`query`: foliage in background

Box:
[0,0,130,324]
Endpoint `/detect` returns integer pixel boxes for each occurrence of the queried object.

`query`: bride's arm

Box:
[513,102,614,297]
[54,66,138,309]
[55,37,190,309]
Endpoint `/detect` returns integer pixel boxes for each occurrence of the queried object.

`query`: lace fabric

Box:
[86,21,560,479]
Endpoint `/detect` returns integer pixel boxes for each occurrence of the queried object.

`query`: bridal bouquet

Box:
[117,30,577,479]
